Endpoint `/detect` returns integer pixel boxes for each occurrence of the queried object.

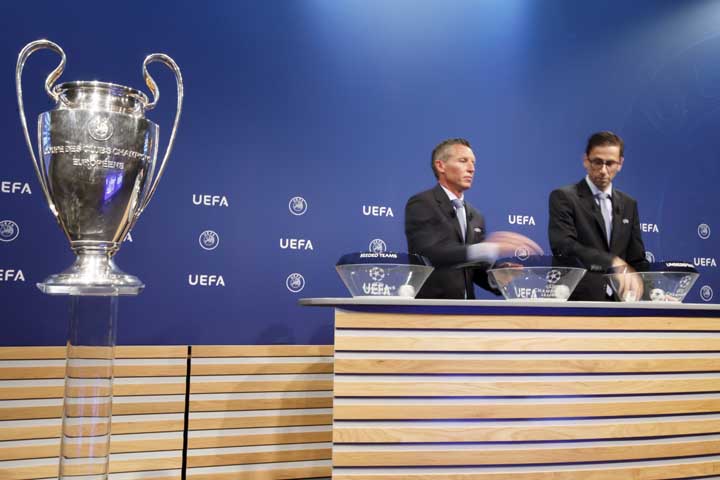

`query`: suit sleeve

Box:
[404,194,468,267]
[548,188,614,272]
[625,199,649,271]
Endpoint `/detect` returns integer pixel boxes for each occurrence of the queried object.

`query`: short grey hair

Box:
[431,138,471,179]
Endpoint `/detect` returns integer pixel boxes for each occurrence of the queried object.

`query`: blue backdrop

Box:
[2,0,720,346]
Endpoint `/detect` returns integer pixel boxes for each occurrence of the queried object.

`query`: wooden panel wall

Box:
[0,345,188,480]
[332,309,720,479]
[0,345,333,480]
[186,345,333,480]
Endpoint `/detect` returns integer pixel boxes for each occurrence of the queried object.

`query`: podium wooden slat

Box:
[335,355,720,374]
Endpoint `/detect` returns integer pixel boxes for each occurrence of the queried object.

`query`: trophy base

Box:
[37,253,145,296]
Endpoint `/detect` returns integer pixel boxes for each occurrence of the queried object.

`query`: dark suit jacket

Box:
[405,184,498,299]
[548,179,648,301]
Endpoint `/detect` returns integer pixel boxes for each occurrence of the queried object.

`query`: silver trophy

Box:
[16,40,183,295]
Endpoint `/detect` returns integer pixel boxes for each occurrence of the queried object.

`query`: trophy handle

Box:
[136,53,184,216]
[15,39,66,217]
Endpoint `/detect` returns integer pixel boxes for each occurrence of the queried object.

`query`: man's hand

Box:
[486,231,544,258]
[610,257,645,301]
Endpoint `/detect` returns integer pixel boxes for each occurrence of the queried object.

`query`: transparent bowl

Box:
[488,256,586,301]
[605,261,699,302]
[336,252,433,298]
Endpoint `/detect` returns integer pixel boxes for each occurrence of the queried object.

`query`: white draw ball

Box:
[553,284,571,300]
[398,284,416,297]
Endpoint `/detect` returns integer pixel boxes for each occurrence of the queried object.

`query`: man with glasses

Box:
[548,131,648,301]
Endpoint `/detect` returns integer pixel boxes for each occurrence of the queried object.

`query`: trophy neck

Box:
[53,81,149,116]
[71,242,120,256]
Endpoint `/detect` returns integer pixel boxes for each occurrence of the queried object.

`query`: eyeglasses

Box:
[588,158,621,170]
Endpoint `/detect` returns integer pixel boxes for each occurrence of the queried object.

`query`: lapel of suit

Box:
[433,184,464,242]
[464,203,475,245]
[577,179,610,249]
[609,191,625,253]
[463,204,476,297]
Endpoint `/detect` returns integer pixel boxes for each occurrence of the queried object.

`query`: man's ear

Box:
[617,156,624,172]
[434,159,446,175]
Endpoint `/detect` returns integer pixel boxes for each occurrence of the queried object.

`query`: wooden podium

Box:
[302,298,720,480]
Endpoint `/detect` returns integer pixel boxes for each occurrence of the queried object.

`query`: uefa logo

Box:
[515,246,530,261]
[369,238,387,254]
[698,223,711,240]
[645,251,655,263]
[545,269,562,284]
[87,115,114,141]
[368,266,386,282]
[286,273,305,293]
[0,220,19,242]
[289,196,308,216]
[199,230,220,251]
[700,285,714,302]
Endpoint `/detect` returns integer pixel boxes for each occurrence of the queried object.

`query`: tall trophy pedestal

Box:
[58,296,118,480]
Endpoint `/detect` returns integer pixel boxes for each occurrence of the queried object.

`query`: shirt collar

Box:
[585,175,612,198]
[439,184,464,203]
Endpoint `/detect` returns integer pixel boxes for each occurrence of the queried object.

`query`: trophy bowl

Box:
[336,252,433,298]
[605,261,699,303]
[488,255,587,301]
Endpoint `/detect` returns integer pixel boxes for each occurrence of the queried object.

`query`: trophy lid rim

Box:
[53,81,149,103]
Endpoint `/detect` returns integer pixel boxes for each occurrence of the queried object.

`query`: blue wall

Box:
[2,0,720,345]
